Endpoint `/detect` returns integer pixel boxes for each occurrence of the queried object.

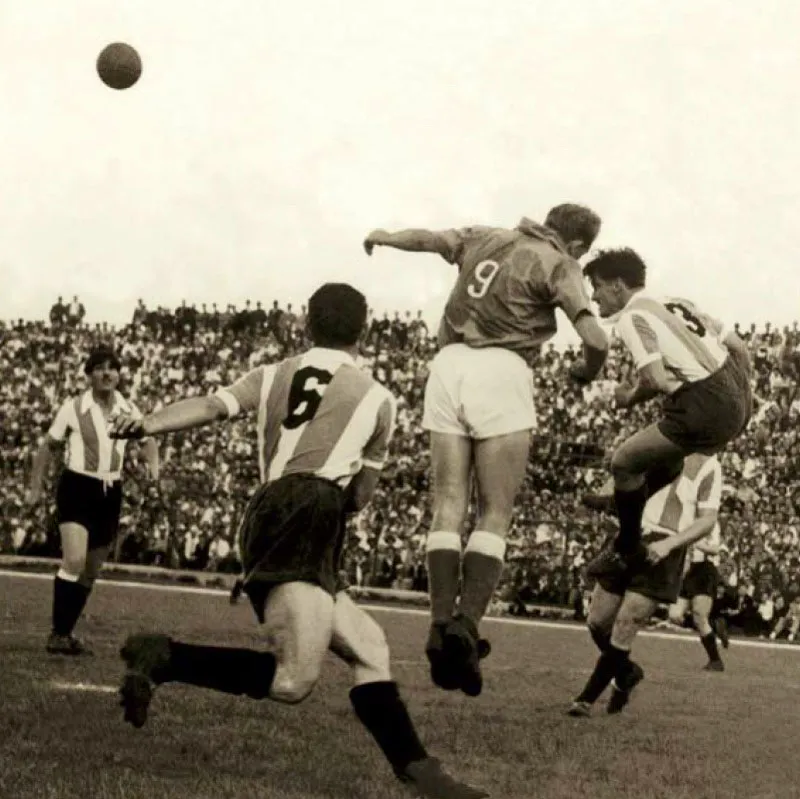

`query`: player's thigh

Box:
[262,581,335,704]
[669,597,690,624]
[472,430,532,532]
[611,422,686,481]
[59,523,90,574]
[329,591,391,685]
[587,584,624,633]
[429,432,473,531]
[611,591,658,650]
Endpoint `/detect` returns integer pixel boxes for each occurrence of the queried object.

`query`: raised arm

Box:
[363,228,462,262]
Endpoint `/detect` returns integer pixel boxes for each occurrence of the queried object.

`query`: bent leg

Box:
[330,593,429,779]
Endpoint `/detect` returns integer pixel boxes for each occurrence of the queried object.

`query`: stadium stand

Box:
[3,300,800,636]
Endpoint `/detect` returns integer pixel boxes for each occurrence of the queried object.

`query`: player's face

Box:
[90,360,120,393]
[589,277,624,318]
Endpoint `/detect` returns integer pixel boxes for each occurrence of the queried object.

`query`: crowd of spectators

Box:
[2,297,800,637]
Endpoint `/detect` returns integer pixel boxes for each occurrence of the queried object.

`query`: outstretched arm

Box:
[116,396,229,438]
[363,228,459,260]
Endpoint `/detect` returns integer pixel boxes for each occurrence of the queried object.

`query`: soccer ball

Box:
[96,43,142,90]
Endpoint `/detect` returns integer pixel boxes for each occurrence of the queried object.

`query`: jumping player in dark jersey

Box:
[364,205,609,697]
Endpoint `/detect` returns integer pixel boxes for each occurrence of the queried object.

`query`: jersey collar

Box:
[306,347,358,367]
[80,389,131,415]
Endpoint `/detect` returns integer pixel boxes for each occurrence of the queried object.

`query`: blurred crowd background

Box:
[3,295,800,638]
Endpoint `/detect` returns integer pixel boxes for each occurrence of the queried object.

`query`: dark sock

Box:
[613,485,648,555]
[576,645,630,704]
[166,642,276,699]
[51,578,90,636]
[426,534,462,623]
[645,458,685,498]
[701,632,721,663]
[350,681,428,777]
[588,624,611,653]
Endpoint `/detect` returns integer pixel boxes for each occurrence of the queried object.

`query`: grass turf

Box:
[1,572,799,799]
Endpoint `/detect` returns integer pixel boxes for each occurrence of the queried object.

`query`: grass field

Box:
[1,572,799,799]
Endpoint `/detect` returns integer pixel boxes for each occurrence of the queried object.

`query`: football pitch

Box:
[1,572,798,799]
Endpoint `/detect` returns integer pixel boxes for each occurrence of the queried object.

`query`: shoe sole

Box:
[120,672,152,729]
[425,647,461,691]
[443,627,482,698]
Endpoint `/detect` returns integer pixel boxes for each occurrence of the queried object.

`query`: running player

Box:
[568,452,723,717]
[110,283,487,799]
[364,206,609,697]
[25,346,159,655]
[668,523,726,671]
[581,248,751,582]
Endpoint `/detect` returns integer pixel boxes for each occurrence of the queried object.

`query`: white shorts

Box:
[422,344,536,440]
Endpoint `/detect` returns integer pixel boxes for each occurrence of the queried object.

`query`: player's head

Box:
[84,345,121,392]
[582,247,647,318]
[307,283,368,350]
[544,203,602,259]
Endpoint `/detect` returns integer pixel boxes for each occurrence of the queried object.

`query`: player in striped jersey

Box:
[25,346,160,655]
[581,248,751,583]
[668,523,726,671]
[364,205,609,697]
[568,453,722,717]
[110,284,487,799]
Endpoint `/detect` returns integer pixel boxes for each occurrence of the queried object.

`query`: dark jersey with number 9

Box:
[435,217,594,366]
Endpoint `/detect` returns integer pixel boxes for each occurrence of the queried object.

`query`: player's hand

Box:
[363,229,389,256]
[646,538,673,564]
[109,414,147,440]
[613,383,635,408]
[569,361,595,386]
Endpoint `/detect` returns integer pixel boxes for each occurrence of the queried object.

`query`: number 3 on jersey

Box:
[664,302,707,338]
[467,260,500,299]
[284,366,333,430]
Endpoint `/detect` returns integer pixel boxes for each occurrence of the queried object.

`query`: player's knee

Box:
[610,449,640,483]
[353,628,392,684]
[692,611,712,636]
[60,557,84,579]
[588,622,611,653]
[269,667,320,705]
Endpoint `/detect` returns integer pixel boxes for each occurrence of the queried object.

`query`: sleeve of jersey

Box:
[439,226,491,266]
[696,461,723,510]
[215,366,268,418]
[550,259,594,322]
[47,401,72,442]
[361,393,398,471]
[615,312,662,369]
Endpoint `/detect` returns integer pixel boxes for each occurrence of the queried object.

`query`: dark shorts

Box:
[680,560,720,600]
[598,531,687,606]
[238,473,348,622]
[659,356,752,454]
[56,469,123,549]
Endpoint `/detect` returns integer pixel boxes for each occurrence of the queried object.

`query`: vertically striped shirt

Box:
[47,390,142,480]
[614,292,729,390]
[215,348,397,487]
[643,454,722,537]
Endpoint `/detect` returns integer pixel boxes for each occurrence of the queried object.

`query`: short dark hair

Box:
[307,283,368,348]
[84,345,121,374]
[583,247,647,288]
[544,203,602,248]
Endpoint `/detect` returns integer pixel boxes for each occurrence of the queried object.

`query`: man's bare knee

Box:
[692,611,712,637]
[270,667,320,704]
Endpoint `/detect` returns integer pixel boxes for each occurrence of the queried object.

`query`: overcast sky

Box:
[1,1,798,345]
